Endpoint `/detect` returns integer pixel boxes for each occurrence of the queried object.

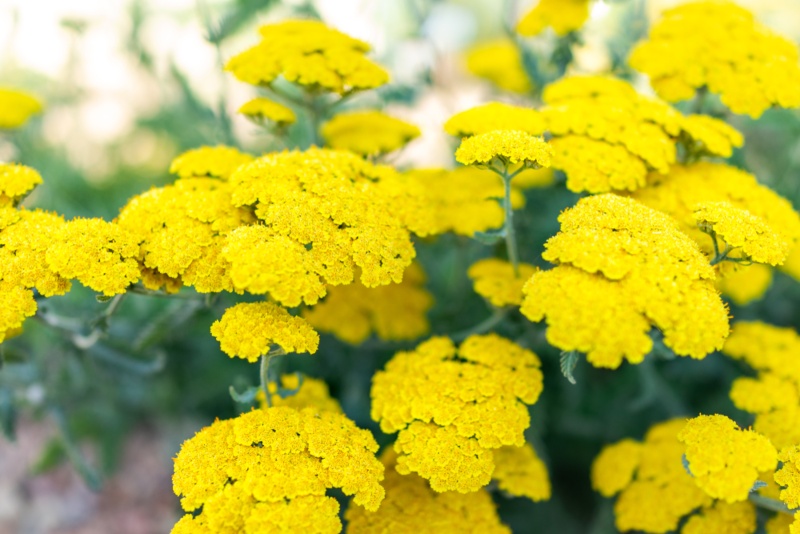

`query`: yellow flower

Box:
[455,130,552,168]
[716,264,773,306]
[0,163,42,204]
[237,97,296,126]
[522,194,729,369]
[0,284,37,343]
[464,39,533,94]
[345,449,511,533]
[168,145,254,180]
[444,103,545,137]
[468,258,537,307]
[694,201,790,266]
[679,414,777,503]
[680,114,744,158]
[549,135,648,193]
[516,0,590,37]
[256,374,342,414]
[629,1,800,118]
[321,110,420,156]
[766,513,795,534]
[210,302,319,361]
[140,267,182,294]
[0,88,43,129]
[371,334,543,492]
[775,446,800,510]
[302,263,432,344]
[681,501,756,534]
[172,406,385,533]
[492,443,551,502]
[225,20,389,95]
[592,419,712,533]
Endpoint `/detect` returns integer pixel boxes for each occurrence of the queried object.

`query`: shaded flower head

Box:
[321,110,420,156]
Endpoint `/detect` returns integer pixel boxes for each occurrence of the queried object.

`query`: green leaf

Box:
[560,351,579,385]
[473,229,506,245]
[32,438,67,474]
[0,387,16,440]
[229,385,258,404]
[95,295,114,302]
[681,453,692,476]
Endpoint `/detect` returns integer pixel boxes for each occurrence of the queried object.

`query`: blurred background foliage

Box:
[1,0,800,532]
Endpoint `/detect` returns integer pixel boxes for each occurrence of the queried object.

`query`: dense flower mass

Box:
[681,501,756,534]
[302,263,432,344]
[171,407,385,533]
[256,374,342,414]
[0,88,43,129]
[491,444,551,502]
[455,130,552,168]
[371,335,544,492]
[225,20,389,94]
[238,97,297,126]
[168,145,254,180]
[321,110,420,156]
[679,414,777,502]
[516,0,590,37]
[680,114,744,158]
[522,194,729,368]
[0,163,42,205]
[629,1,800,117]
[775,446,800,510]
[444,103,546,137]
[468,258,538,307]
[464,39,533,94]
[210,302,319,361]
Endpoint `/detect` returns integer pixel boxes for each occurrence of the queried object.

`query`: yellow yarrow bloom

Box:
[169,145,254,180]
[225,20,389,95]
[591,419,712,533]
[680,114,744,159]
[516,0,590,37]
[766,513,796,534]
[371,334,543,492]
[0,163,42,205]
[629,1,800,118]
[321,110,420,156]
[716,264,773,306]
[255,374,342,414]
[444,103,546,137]
[468,258,537,307]
[775,446,800,510]
[237,97,296,126]
[464,39,533,94]
[455,130,551,168]
[492,443,551,502]
[210,302,319,361]
[679,414,777,503]
[171,406,385,533]
[45,218,141,296]
[0,284,37,343]
[694,201,790,266]
[681,501,756,534]
[345,449,511,533]
[302,263,432,345]
[549,135,648,193]
[0,89,43,129]
[522,194,729,369]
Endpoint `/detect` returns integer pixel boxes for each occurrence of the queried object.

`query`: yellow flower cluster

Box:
[168,145,254,180]
[0,285,37,343]
[680,114,744,159]
[681,501,756,534]
[468,258,538,307]
[591,419,712,533]
[464,40,533,94]
[679,414,777,502]
[238,97,296,126]
[776,446,800,510]
[516,0,590,37]
[0,88,43,129]
[371,335,544,492]
[455,130,552,168]
[225,20,389,95]
[346,450,511,533]
[444,103,545,137]
[694,202,790,266]
[45,218,141,296]
[210,302,319,361]
[629,1,800,118]
[302,263,432,344]
[171,406,385,533]
[0,163,42,205]
[256,374,342,414]
[723,322,800,450]
[321,110,420,156]
[491,443,551,502]
[522,194,729,368]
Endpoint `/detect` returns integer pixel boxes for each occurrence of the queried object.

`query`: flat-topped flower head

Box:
[0,284,37,343]
[45,218,141,296]
[0,164,42,205]
[492,444,551,502]
[468,258,538,307]
[695,201,790,266]
[171,406,385,533]
[775,446,800,511]
[238,97,296,126]
[321,110,420,156]
[0,89,43,129]
[444,103,545,137]
[465,39,533,94]
[516,0,590,37]
[210,302,319,361]
[630,1,800,118]
[345,450,511,533]
[522,194,729,368]
[681,501,756,534]
[680,115,744,159]
[679,414,777,502]
[455,130,551,168]
[225,20,389,95]
[169,145,254,180]
[371,334,543,492]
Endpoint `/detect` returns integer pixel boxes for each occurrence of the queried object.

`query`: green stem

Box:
[502,167,520,276]
[452,307,511,341]
[260,354,273,408]
[749,493,794,515]
[710,244,735,266]
[692,86,709,115]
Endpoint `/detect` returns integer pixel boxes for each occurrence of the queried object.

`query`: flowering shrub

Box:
[4,1,800,532]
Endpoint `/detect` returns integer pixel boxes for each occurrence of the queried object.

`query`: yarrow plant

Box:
[4,1,800,533]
